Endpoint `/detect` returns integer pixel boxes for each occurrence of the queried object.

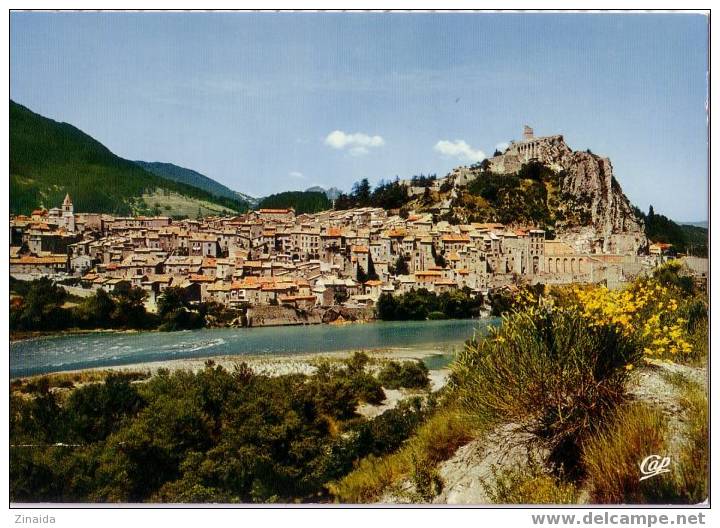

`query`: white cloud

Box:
[289,171,305,179]
[349,146,368,156]
[433,139,486,162]
[495,142,510,153]
[324,130,385,155]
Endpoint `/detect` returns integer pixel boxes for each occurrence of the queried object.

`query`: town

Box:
[9,187,705,326]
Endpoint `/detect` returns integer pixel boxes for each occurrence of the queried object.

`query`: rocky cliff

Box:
[487,134,647,254]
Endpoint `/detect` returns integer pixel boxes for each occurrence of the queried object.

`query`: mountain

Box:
[236,191,260,209]
[258,191,332,214]
[134,161,252,205]
[679,220,708,229]
[306,185,343,200]
[10,100,246,216]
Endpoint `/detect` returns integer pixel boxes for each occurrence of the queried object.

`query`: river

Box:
[10,318,500,378]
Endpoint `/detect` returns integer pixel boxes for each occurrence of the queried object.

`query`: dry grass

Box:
[582,403,672,504]
[329,408,479,503]
[481,457,579,505]
[666,373,708,504]
[583,371,708,506]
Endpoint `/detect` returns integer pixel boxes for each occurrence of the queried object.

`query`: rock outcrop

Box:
[488,134,647,254]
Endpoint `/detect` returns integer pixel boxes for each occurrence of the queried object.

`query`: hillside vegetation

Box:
[141,189,239,218]
[334,164,573,229]
[10,101,244,216]
[635,206,708,257]
[134,161,249,210]
[258,190,332,214]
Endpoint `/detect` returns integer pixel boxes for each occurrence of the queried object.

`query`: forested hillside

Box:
[258,191,332,214]
[10,101,244,216]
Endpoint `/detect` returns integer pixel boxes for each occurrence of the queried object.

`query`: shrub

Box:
[376,288,482,321]
[319,398,428,485]
[410,452,443,502]
[344,352,385,405]
[569,277,697,361]
[158,308,205,331]
[350,373,386,405]
[652,261,695,296]
[378,360,430,390]
[452,306,639,471]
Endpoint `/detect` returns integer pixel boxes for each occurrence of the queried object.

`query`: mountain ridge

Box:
[10,100,246,216]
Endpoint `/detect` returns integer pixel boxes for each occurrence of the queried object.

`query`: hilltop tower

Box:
[523,125,534,141]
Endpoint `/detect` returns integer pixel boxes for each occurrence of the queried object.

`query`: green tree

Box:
[111,284,150,329]
[74,289,116,328]
[157,287,189,319]
[65,373,146,443]
[352,179,372,206]
[391,255,409,276]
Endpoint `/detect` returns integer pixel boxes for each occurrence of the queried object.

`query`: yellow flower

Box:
[625,364,634,371]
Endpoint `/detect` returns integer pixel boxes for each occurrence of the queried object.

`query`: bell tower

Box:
[62,193,73,215]
[62,193,75,232]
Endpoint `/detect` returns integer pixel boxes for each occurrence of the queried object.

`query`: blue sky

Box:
[10,12,708,221]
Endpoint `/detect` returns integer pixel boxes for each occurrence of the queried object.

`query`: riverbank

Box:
[13,346,451,386]
[11,318,496,378]
[11,347,452,420]
[10,328,143,343]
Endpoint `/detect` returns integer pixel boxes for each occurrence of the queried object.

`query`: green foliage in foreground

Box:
[376,287,483,321]
[330,407,479,503]
[257,191,332,214]
[9,354,434,503]
[377,360,430,390]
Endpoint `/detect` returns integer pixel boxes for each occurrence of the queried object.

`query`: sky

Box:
[10,12,708,221]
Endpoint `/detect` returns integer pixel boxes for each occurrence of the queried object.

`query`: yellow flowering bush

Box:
[569,279,693,361]
[497,261,706,365]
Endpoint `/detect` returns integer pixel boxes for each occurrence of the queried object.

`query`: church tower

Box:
[62,193,73,214]
[62,193,75,232]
